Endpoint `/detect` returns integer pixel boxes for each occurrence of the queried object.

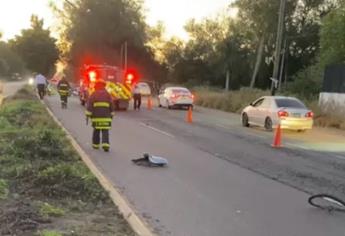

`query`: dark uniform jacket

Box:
[57,80,70,96]
[86,89,114,130]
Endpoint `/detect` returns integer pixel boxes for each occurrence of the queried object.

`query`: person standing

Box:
[35,73,48,99]
[85,80,114,152]
[133,84,141,110]
[57,76,71,109]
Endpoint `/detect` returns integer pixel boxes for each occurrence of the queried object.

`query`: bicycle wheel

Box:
[308,194,345,212]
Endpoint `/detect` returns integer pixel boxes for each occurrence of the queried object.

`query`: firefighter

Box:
[85,80,114,152]
[57,76,71,109]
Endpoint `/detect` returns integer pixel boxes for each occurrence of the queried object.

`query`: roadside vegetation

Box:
[194,87,345,130]
[0,87,134,235]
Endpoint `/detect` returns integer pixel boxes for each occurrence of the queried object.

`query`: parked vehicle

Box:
[158,87,194,109]
[241,96,314,131]
[136,82,151,96]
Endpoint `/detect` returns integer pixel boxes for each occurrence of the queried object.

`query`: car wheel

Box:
[242,113,250,127]
[297,129,306,133]
[264,117,273,131]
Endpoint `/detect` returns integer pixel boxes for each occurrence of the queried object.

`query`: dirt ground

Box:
[0,198,135,236]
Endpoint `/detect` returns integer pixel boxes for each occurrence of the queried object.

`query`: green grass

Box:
[38,230,63,236]
[39,202,65,218]
[0,179,9,199]
[0,88,108,202]
[0,84,134,236]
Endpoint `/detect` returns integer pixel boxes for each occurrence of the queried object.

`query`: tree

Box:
[0,41,26,78]
[52,0,166,83]
[10,15,58,75]
[320,3,345,66]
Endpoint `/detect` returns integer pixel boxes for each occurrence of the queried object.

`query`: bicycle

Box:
[308,194,345,212]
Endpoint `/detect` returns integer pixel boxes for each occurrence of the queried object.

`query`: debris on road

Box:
[132,153,168,167]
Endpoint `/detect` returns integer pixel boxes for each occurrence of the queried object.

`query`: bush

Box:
[286,63,323,100]
[194,87,269,113]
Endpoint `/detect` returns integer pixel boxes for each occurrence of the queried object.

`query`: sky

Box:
[0,0,233,40]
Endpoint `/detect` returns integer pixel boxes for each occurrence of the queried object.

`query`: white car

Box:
[137,82,151,96]
[241,96,314,131]
[158,87,194,109]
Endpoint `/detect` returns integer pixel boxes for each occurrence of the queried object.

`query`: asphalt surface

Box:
[44,94,345,236]
[2,81,27,97]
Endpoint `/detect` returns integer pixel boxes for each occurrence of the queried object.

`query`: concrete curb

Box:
[43,100,156,236]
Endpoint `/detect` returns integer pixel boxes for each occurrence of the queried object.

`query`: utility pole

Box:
[124,41,128,71]
[225,69,230,91]
[278,39,287,91]
[271,0,286,95]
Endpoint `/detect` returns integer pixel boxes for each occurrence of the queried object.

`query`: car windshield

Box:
[172,89,190,94]
[275,98,306,109]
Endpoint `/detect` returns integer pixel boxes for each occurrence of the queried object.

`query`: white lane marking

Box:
[140,122,175,138]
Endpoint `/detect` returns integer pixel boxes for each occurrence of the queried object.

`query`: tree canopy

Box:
[10,15,58,76]
[159,0,339,93]
[53,0,166,83]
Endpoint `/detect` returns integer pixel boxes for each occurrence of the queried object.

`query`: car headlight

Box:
[28,78,34,85]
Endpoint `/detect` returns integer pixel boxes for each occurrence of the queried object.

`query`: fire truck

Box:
[79,64,137,110]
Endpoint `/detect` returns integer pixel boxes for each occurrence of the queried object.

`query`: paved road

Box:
[46,95,345,236]
[1,81,27,97]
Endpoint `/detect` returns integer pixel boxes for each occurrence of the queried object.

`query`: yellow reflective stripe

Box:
[118,83,131,98]
[106,83,120,99]
[58,90,69,95]
[91,118,112,122]
[85,111,92,116]
[93,102,110,108]
[95,127,111,130]
[93,144,100,148]
[102,143,110,148]
[114,83,127,99]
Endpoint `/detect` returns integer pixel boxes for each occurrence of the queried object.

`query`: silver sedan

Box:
[241,96,314,131]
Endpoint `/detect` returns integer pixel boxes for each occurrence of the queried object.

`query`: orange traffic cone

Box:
[147,96,152,110]
[186,106,193,123]
[272,124,282,148]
